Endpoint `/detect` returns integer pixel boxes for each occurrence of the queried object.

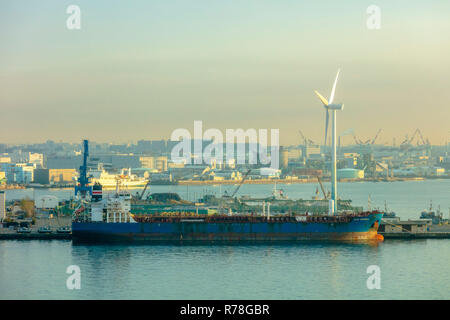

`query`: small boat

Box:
[271,183,289,201]
[17,227,32,233]
[38,226,52,233]
[57,226,72,234]
[382,201,398,220]
[419,201,444,225]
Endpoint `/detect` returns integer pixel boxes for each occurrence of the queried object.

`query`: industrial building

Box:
[291,168,323,177]
[303,145,321,158]
[280,147,289,169]
[139,156,168,171]
[46,154,141,170]
[33,168,77,184]
[0,163,34,184]
[337,168,364,180]
[0,156,11,163]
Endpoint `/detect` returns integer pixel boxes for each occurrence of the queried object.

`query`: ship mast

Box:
[331,109,337,214]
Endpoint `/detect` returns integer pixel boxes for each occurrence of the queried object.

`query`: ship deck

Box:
[131,211,381,224]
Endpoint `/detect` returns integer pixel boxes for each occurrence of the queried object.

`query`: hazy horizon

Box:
[1,1,450,145]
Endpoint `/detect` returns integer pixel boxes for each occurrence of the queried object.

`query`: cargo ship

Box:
[72,200,383,243]
[89,167,147,189]
[72,146,383,243]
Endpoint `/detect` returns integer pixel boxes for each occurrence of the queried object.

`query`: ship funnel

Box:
[92,183,103,202]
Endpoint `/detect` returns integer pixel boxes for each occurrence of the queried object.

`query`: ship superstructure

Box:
[89,166,147,189]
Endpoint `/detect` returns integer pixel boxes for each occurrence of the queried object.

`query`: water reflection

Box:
[1,239,448,299]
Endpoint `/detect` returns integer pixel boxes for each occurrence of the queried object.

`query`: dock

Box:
[0,216,72,240]
[0,232,71,240]
[379,220,450,239]
[381,232,450,239]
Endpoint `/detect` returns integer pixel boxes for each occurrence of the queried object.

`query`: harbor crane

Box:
[139,179,151,200]
[229,169,252,198]
[370,129,382,145]
[352,134,362,145]
[352,129,382,145]
[75,139,92,197]
[400,129,430,150]
[316,176,328,200]
[298,130,316,146]
[298,130,307,145]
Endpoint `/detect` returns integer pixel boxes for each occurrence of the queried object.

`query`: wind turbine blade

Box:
[314,90,329,106]
[324,110,329,145]
[329,69,340,104]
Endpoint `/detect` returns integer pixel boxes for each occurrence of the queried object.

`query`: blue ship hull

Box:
[72,212,383,243]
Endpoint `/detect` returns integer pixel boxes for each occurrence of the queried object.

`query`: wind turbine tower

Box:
[314,69,344,215]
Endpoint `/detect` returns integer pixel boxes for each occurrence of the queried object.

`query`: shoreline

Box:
[1,176,448,190]
[173,176,445,186]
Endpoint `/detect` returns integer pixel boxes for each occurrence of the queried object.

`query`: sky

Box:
[1,0,450,145]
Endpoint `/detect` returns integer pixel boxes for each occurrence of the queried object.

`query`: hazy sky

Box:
[1,0,450,145]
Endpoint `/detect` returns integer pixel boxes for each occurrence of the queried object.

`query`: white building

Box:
[259,167,281,177]
[28,153,44,167]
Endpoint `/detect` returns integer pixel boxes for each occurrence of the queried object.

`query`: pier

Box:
[0,231,71,240]
[2,224,450,241]
[379,221,450,239]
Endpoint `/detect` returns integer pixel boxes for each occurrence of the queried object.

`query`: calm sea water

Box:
[1,180,449,299]
[0,240,449,299]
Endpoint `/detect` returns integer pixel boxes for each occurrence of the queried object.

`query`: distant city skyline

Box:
[1,1,450,145]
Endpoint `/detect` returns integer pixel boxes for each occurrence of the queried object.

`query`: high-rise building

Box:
[280,147,289,169]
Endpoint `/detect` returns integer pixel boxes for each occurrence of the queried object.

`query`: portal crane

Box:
[140,179,151,200]
[75,139,92,197]
[317,176,328,200]
[298,130,315,146]
[370,129,382,144]
[230,169,252,198]
[298,130,307,145]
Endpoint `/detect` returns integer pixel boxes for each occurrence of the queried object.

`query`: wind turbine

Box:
[314,69,344,215]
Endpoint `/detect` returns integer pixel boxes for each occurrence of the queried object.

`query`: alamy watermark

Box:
[66,5,81,30]
[366,5,381,30]
[366,265,381,290]
[66,265,81,290]
[170,121,280,169]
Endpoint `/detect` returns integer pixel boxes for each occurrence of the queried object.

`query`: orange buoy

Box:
[376,234,384,241]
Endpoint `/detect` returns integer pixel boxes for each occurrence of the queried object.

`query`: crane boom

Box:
[230,169,252,198]
[298,130,306,145]
[371,129,382,144]
[416,129,426,145]
[140,179,151,200]
[317,175,328,200]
